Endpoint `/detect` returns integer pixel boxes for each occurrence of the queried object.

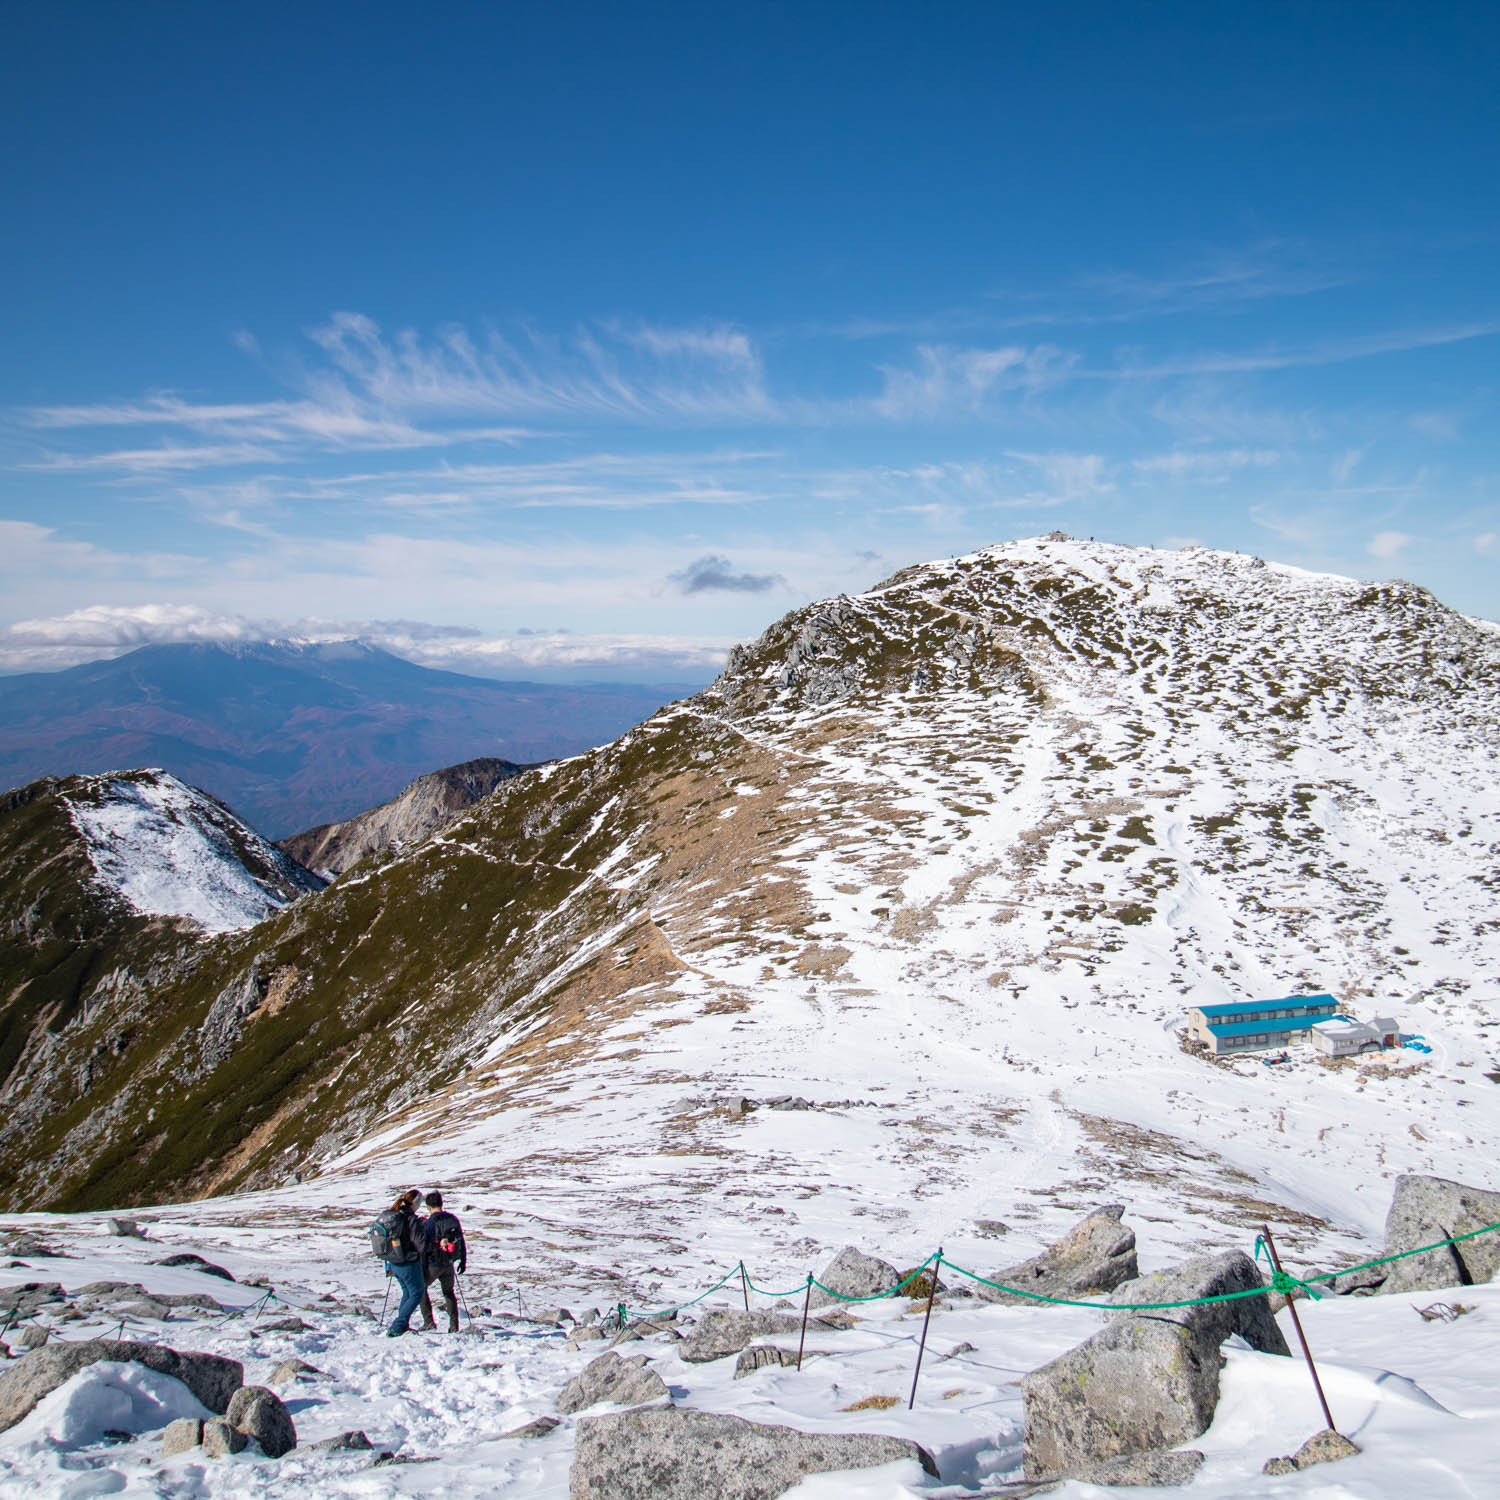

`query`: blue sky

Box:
[2,2,1496,679]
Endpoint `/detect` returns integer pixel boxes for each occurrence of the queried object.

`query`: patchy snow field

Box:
[1,1217,1498,1497]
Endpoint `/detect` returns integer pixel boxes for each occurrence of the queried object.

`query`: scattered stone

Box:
[74,1281,146,1299]
[557,1352,670,1413]
[307,1429,373,1451]
[115,1297,174,1321]
[254,1316,308,1334]
[202,1417,248,1457]
[678,1309,816,1363]
[154,1253,237,1283]
[1074,1449,1206,1486]
[1023,1251,1287,1481]
[227,1384,297,1458]
[938,1341,977,1361]
[161,1417,204,1457]
[16,1329,49,1350]
[1329,1262,1388,1296]
[976,1205,1138,1306]
[975,1220,1011,1237]
[1108,1251,1291,1357]
[501,1415,561,1439]
[0,1283,66,1318]
[534,1307,575,1327]
[106,1219,145,1239]
[733,1344,810,1378]
[807,1246,900,1310]
[568,1327,607,1348]
[1263,1428,1361,1473]
[569,1407,937,1500]
[1380,1174,1500,1295]
[267,1358,321,1386]
[0,1341,243,1431]
[766,1095,813,1111]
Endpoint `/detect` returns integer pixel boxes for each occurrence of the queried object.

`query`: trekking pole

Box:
[740,1260,750,1312]
[1259,1225,1338,1434]
[457,1277,474,1331]
[908,1251,942,1411]
[378,1270,393,1328]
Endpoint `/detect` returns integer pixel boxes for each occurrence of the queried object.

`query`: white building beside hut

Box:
[1310,1016,1386,1057]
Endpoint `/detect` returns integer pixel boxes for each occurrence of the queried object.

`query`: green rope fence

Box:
[610,1218,1500,1325]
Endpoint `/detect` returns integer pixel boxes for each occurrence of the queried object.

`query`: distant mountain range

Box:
[0,641,698,836]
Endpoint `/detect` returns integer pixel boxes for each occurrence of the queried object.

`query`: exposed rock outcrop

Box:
[808,1246,899,1309]
[278,757,531,877]
[1380,1174,1500,1295]
[569,1407,937,1500]
[976,1205,1138,1306]
[0,1341,243,1432]
[1108,1251,1290,1357]
[1023,1251,1285,1479]
[557,1352,669,1413]
[678,1310,811,1363]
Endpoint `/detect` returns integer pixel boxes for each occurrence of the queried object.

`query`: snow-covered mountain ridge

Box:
[1,537,1497,1314]
[64,770,323,933]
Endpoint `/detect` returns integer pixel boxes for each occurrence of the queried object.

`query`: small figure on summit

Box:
[419,1189,469,1333]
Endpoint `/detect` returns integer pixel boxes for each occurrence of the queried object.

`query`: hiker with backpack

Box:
[370,1189,426,1337]
[418,1190,468,1333]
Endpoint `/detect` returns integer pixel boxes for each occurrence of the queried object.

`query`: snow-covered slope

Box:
[62,770,324,933]
[5,537,1498,1274]
[3,536,1500,1497]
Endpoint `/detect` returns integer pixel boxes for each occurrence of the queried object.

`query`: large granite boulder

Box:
[807,1247,900,1309]
[678,1310,814,1364]
[570,1407,937,1500]
[0,1341,242,1432]
[1108,1251,1290,1356]
[226,1384,296,1457]
[975,1205,1138,1306]
[1024,1251,1288,1479]
[1380,1175,1500,1295]
[557,1352,670,1414]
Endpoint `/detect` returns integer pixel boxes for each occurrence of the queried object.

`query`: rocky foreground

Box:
[2,1174,1498,1497]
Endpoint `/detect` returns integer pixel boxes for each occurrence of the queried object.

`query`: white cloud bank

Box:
[0,604,729,682]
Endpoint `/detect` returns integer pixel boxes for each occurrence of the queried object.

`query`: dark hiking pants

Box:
[422,1262,459,1331]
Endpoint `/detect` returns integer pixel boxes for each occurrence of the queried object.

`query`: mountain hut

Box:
[1185,994,1338,1055]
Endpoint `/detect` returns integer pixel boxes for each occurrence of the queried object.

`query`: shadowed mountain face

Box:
[0,642,695,836]
[1,537,1497,1254]
[277,756,532,876]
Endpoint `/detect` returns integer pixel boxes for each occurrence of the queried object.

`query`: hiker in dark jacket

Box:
[377,1189,427,1337]
[418,1190,468,1333]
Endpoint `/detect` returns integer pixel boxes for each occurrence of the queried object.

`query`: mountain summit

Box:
[1,537,1496,1290]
